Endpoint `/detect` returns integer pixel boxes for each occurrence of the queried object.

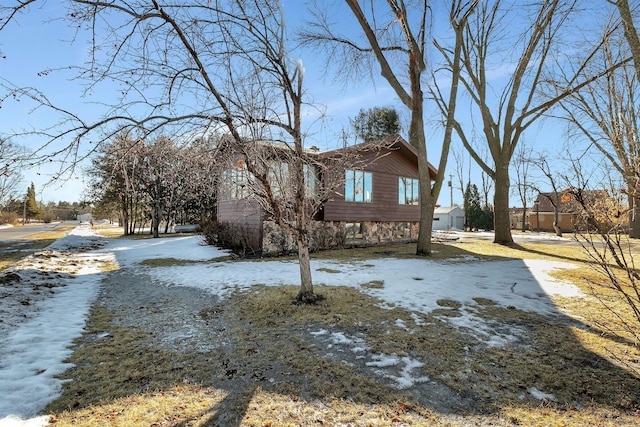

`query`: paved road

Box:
[0,220,77,240]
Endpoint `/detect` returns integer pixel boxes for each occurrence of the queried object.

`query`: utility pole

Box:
[449,174,453,208]
[22,194,27,225]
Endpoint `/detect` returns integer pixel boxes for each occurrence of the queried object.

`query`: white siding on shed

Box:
[432,206,465,231]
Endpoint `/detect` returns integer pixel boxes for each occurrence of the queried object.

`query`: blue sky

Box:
[1,1,412,203]
[0,1,611,206]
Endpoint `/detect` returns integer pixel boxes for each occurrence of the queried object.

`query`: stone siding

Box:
[261,220,419,256]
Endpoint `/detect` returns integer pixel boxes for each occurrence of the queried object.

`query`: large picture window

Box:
[221,167,251,201]
[304,164,318,197]
[345,170,372,202]
[398,177,419,205]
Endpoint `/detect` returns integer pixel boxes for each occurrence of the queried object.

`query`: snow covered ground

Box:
[0,225,583,426]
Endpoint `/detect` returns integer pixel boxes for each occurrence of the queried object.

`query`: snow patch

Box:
[528,387,556,401]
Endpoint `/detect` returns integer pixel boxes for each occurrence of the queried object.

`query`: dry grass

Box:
[0,239,56,270]
[21,226,76,240]
[93,226,125,238]
[36,235,640,425]
[49,385,228,427]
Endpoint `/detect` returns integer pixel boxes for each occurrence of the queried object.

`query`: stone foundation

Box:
[261,220,419,256]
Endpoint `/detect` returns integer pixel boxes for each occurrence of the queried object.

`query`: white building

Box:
[432,206,465,231]
[76,213,93,223]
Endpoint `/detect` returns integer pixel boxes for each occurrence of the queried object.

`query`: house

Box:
[509,207,530,230]
[528,190,617,232]
[432,206,465,231]
[528,192,577,232]
[216,135,437,255]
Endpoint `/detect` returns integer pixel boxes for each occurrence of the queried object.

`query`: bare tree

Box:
[611,0,640,79]
[531,155,565,237]
[86,133,149,236]
[302,1,477,255]
[566,168,640,369]
[139,137,177,238]
[559,29,640,237]
[451,146,469,204]
[0,0,324,301]
[0,139,25,211]
[512,143,537,232]
[437,0,627,244]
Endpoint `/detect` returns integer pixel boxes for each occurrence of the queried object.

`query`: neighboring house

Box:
[432,206,465,231]
[216,135,437,255]
[529,192,577,232]
[509,207,530,230]
[529,190,616,233]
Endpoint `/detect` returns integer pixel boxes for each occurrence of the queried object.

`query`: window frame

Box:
[221,167,251,201]
[398,176,419,205]
[345,170,373,203]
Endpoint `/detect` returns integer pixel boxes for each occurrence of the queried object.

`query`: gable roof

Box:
[321,135,437,180]
[434,206,464,215]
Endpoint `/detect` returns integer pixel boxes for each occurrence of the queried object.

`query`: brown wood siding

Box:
[322,149,421,222]
[217,199,263,250]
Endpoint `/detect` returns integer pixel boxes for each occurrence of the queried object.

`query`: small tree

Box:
[24,182,40,222]
[352,107,401,142]
[512,143,537,232]
[463,182,481,231]
[0,1,327,302]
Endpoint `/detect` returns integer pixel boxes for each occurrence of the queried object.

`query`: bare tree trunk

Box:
[493,164,513,244]
[412,104,433,255]
[296,235,314,303]
[122,198,129,236]
[628,194,640,238]
[553,206,562,237]
[521,204,528,232]
[615,0,640,78]
[151,200,162,238]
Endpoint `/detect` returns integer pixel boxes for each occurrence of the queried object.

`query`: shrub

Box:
[0,211,18,225]
[201,220,258,257]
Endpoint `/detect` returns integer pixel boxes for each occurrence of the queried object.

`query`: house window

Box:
[398,177,419,205]
[345,170,372,202]
[221,167,251,201]
[267,161,289,198]
[304,164,318,196]
[267,162,318,198]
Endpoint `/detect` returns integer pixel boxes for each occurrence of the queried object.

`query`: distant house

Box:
[509,207,530,230]
[76,213,93,223]
[432,206,465,231]
[529,190,616,232]
[529,192,577,232]
[216,135,437,255]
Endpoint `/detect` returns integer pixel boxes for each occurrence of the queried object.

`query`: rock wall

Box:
[261,220,419,255]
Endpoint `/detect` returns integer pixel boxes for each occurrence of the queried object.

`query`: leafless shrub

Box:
[201,221,257,257]
[0,211,18,225]
[568,186,640,372]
